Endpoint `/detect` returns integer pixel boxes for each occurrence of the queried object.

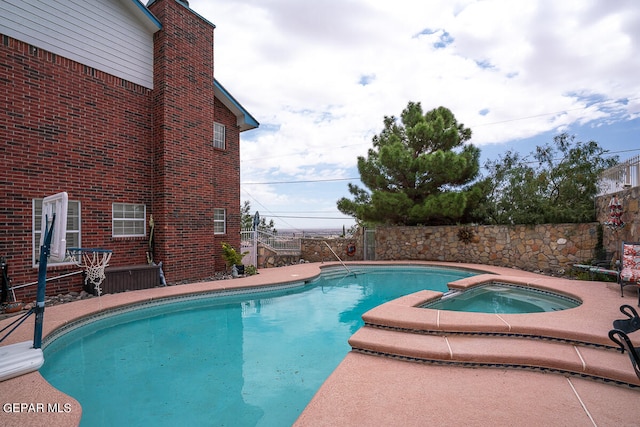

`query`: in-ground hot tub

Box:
[421,282,581,314]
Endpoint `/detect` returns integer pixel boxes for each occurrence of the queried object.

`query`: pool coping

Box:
[358,272,619,348]
[1,261,640,426]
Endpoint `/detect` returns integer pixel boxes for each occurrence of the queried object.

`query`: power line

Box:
[607,148,640,155]
[241,97,640,164]
[243,143,365,163]
[262,210,344,214]
[241,188,299,230]
[241,188,353,226]
[470,96,640,128]
[270,215,352,220]
[240,103,639,217]
[241,149,637,185]
[242,177,359,185]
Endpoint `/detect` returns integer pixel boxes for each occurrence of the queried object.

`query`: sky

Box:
[187,0,640,231]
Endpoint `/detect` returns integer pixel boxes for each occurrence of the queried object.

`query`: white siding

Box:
[0,0,159,88]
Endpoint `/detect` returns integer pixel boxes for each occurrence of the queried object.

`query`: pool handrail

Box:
[323,241,353,276]
[613,304,640,334]
[608,328,640,380]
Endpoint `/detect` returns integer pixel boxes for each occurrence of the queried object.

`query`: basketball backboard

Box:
[40,192,68,262]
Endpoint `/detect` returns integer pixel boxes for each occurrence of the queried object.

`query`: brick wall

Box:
[149,0,240,280]
[1,34,153,301]
[213,96,242,260]
[1,0,244,301]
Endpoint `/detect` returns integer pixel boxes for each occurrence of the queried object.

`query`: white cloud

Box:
[189,0,640,229]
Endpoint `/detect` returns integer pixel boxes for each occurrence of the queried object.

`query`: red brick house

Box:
[0,0,258,302]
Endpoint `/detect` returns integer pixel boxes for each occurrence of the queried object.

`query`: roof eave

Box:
[128,0,162,32]
[214,79,259,132]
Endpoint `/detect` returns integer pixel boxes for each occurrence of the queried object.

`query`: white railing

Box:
[240,228,301,254]
[599,154,640,196]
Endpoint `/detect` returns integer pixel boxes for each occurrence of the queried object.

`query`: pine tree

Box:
[337,102,481,225]
[241,201,277,232]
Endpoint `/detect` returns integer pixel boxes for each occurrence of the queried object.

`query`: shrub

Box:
[221,242,248,268]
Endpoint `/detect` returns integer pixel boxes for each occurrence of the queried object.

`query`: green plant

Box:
[221,242,248,268]
[244,265,257,276]
[457,226,474,244]
[482,134,617,225]
[336,103,479,226]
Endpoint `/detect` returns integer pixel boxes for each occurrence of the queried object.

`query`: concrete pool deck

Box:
[1,261,640,426]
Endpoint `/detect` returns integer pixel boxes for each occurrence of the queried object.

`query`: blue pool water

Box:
[40,266,475,426]
[422,282,581,313]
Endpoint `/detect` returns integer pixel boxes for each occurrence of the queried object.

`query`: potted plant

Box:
[221,242,249,276]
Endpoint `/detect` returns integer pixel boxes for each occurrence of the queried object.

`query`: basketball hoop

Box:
[66,248,112,296]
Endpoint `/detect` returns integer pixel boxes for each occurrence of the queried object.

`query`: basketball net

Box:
[67,249,112,296]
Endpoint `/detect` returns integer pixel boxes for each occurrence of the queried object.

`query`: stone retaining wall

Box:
[300,237,362,263]
[257,246,301,268]
[254,233,363,268]
[258,224,600,274]
[372,223,598,274]
[257,189,640,273]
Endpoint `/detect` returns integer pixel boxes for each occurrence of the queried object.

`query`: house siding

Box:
[1,0,249,301]
[0,0,157,88]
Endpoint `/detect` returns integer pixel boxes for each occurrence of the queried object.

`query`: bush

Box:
[221,242,248,268]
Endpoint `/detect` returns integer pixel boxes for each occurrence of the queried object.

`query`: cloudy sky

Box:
[188,0,640,231]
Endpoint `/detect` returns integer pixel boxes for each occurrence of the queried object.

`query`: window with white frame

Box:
[112,203,146,237]
[214,208,226,234]
[33,198,81,266]
[214,122,226,149]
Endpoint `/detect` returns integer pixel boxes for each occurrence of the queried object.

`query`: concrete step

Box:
[349,326,640,387]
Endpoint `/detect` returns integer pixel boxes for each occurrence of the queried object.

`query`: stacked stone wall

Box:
[300,237,362,263]
[257,191,638,274]
[257,246,301,268]
[255,224,602,274]
[255,234,362,268]
[373,223,598,273]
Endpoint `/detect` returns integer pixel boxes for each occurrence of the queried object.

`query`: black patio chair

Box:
[608,329,640,380]
[613,304,640,334]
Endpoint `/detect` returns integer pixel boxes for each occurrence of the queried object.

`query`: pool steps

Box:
[346,272,640,389]
[349,326,640,387]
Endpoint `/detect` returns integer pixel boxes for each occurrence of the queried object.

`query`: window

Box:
[33,199,81,266]
[214,208,226,234]
[112,203,146,237]
[214,122,226,149]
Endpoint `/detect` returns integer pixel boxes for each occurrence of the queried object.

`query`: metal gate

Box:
[363,228,375,260]
[240,228,256,266]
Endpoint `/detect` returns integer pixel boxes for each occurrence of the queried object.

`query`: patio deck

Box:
[1,261,640,426]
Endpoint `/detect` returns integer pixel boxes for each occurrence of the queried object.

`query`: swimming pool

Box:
[422,282,581,313]
[40,265,476,426]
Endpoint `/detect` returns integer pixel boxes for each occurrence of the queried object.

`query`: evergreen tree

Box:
[483,133,618,225]
[337,102,481,225]
[241,201,277,233]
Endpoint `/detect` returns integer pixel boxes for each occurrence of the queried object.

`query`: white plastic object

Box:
[40,192,68,262]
